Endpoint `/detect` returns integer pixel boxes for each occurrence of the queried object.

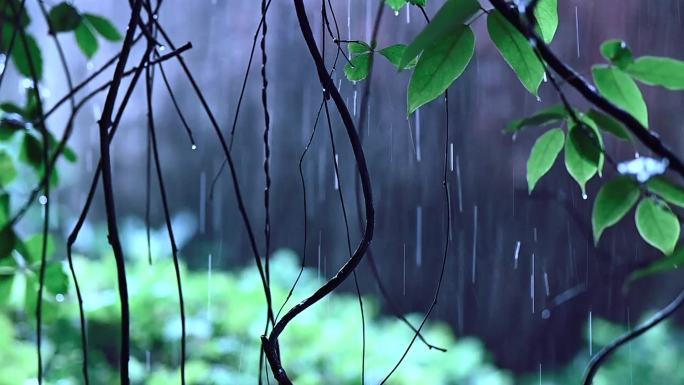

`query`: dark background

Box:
[10,0,684,374]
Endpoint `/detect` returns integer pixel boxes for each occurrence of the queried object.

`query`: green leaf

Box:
[385,0,406,12]
[647,177,684,208]
[564,122,601,195]
[526,128,564,193]
[0,0,31,28]
[399,0,479,68]
[344,53,372,82]
[631,246,684,282]
[10,33,42,80]
[636,198,680,255]
[625,56,684,91]
[599,39,633,69]
[408,0,426,5]
[0,193,8,228]
[0,228,14,259]
[19,132,42,170]
[592,65,648,128]
[74,22,99,58]
[348,41,371,54]
[83,13,122,41]
[488,10,545,96]
[534,0,558,44]
[505,104,567,134]
[592,176,640,244]
[48,2,82,33]
[407,27,474,114]
[44,262,68,295]
[0,151,16,187]
[17,234,55,264]
[586,108,630,140]
[379,44,417,70]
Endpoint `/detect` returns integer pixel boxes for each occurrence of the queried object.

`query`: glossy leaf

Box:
[592,176,640,244]
[10,33,42,80]
[399,0,479,68]
[625,56,684,90]
[74,22,98,58]
[344,53,372,82]
[379,44,417,70]
[586,108,630,140]
[407,27,474,114]
[0,151,16,187]
[48,2,82,33]
[647,177,684,208]
[599,39,633,69]
[505,104,567,134]
[488,10,544,96]
[592,65,648,128]
[348,41,371,54]
[534,0,558,43]
[564,122,601,195]
[385,0,406,12]
[526,128,564,193]
[83,13,122,41]
[636,198,680,255]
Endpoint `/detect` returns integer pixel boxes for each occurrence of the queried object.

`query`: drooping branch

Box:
[95,0,144,382]
[490,0,684,180]
[261,2,376,382]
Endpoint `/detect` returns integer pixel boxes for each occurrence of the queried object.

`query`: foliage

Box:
[343,0,684,268]
[0,246,516,384]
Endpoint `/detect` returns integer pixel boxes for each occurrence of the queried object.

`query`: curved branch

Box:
[583,288,684,385]
[261,1,376,382]
[489,0,684,180]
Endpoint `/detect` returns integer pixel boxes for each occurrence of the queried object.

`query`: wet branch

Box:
[262,2,376,382]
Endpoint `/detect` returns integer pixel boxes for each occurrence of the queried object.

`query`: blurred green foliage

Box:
[2,239,684,384]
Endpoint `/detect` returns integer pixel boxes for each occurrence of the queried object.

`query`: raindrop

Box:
[38,195,48,205]
[531,252,535,313]
[449,143,454,172]
[55,293,64,302]
[353,90,357,116]
[456,155,463,213]
[514,241,521,269]
[582,192,588,200]
[158,45,166,52]
[199,172,206,234]
[317,231,322,281]
[86,61,94,71]
[394,10,399,16]
[544,271,550,296]
[415,109,421,162]
[575,6,580,58]
[403,243,406,296]
[416,206,422,267]
[472,205,478,283]
[207,253,212,322]
[191,144,197,150]
[589,310,593,356]
[541,309,551,319]
[334,154,339,190]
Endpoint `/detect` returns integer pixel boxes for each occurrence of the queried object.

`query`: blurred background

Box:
[3,0,684,383]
